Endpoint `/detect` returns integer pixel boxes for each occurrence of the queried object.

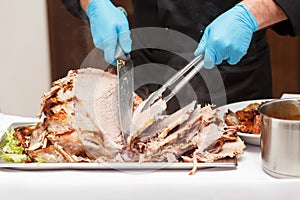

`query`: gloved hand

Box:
[87,0,132,64]
[194,3,258,69]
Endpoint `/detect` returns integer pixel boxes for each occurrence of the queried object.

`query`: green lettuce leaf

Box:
[1,153,29,163]
[0,129,31,163]
[1,129,47,163]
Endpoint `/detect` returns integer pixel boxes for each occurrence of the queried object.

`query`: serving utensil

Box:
[115,44,134,142]
[141,54,204,112]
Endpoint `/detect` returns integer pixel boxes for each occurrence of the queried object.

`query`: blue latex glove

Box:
[194,3,258,69]
[87,0,132,64]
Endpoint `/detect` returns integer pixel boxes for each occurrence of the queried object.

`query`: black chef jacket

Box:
[61,0,299,111]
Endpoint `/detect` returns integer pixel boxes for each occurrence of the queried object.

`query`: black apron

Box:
[130,0,272,113]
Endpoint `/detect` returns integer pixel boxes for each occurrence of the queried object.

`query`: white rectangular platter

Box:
[0,158,237,170]
[0,114,237,171]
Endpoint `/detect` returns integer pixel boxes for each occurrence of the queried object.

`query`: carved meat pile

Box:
[11,68,245,173]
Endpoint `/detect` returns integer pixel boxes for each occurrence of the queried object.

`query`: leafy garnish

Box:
[34,157,46,163]
[0,129,31,163]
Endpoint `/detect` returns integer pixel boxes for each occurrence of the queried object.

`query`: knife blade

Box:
[115,44,134,143]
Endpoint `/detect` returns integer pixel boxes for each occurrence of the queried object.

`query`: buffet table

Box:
[1,145,299,200]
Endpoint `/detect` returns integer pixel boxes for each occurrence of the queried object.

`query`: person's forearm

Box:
[80,0,91,11]
[241,0,287,30]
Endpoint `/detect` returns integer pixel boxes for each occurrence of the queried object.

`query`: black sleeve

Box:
[271,0,300,36]
[61,0,88,20]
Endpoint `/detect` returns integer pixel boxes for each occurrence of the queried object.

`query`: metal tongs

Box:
[141,54,204,112]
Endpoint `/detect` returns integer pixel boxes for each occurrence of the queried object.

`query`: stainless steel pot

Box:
[258,98,300,178]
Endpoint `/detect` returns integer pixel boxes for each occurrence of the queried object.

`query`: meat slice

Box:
[156,101,196,139]
[128,97,167,144]
[213,137,245,158]
[193,122,222,153]
[136,101,196,143]
[73,68,123,147]
[71,69,127,160]
[47,130,84,156]
[28,126,47,151]
[224,109,240,126]
[28,145,67,163]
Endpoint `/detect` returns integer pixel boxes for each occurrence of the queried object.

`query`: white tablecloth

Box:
[1,145,299,200]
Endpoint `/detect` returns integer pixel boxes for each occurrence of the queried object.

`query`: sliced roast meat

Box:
[156,101,196,139]
[30,68,126,161]
[128,98,167,144]
[28,126,47,151]
[73,68,123,147]
[195,123,222,153]
[134,104,240,164]
[28,145,67,163]
[9,68,245,174]
[136,101,196,143]
[47,130,84,156]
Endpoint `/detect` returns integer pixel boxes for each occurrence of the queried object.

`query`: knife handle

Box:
[114,7,130,62]
[115,43,130,61]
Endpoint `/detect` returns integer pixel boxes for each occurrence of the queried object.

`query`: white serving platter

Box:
[0,158,237,170]
[0,114,237,170]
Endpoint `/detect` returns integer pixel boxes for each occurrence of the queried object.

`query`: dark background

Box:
[47,0,300,98]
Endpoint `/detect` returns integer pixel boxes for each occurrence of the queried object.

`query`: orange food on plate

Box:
[224,102,262,134]
[252,115,261,134]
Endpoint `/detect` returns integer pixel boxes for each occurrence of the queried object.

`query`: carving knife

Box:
[115,44,134,143]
